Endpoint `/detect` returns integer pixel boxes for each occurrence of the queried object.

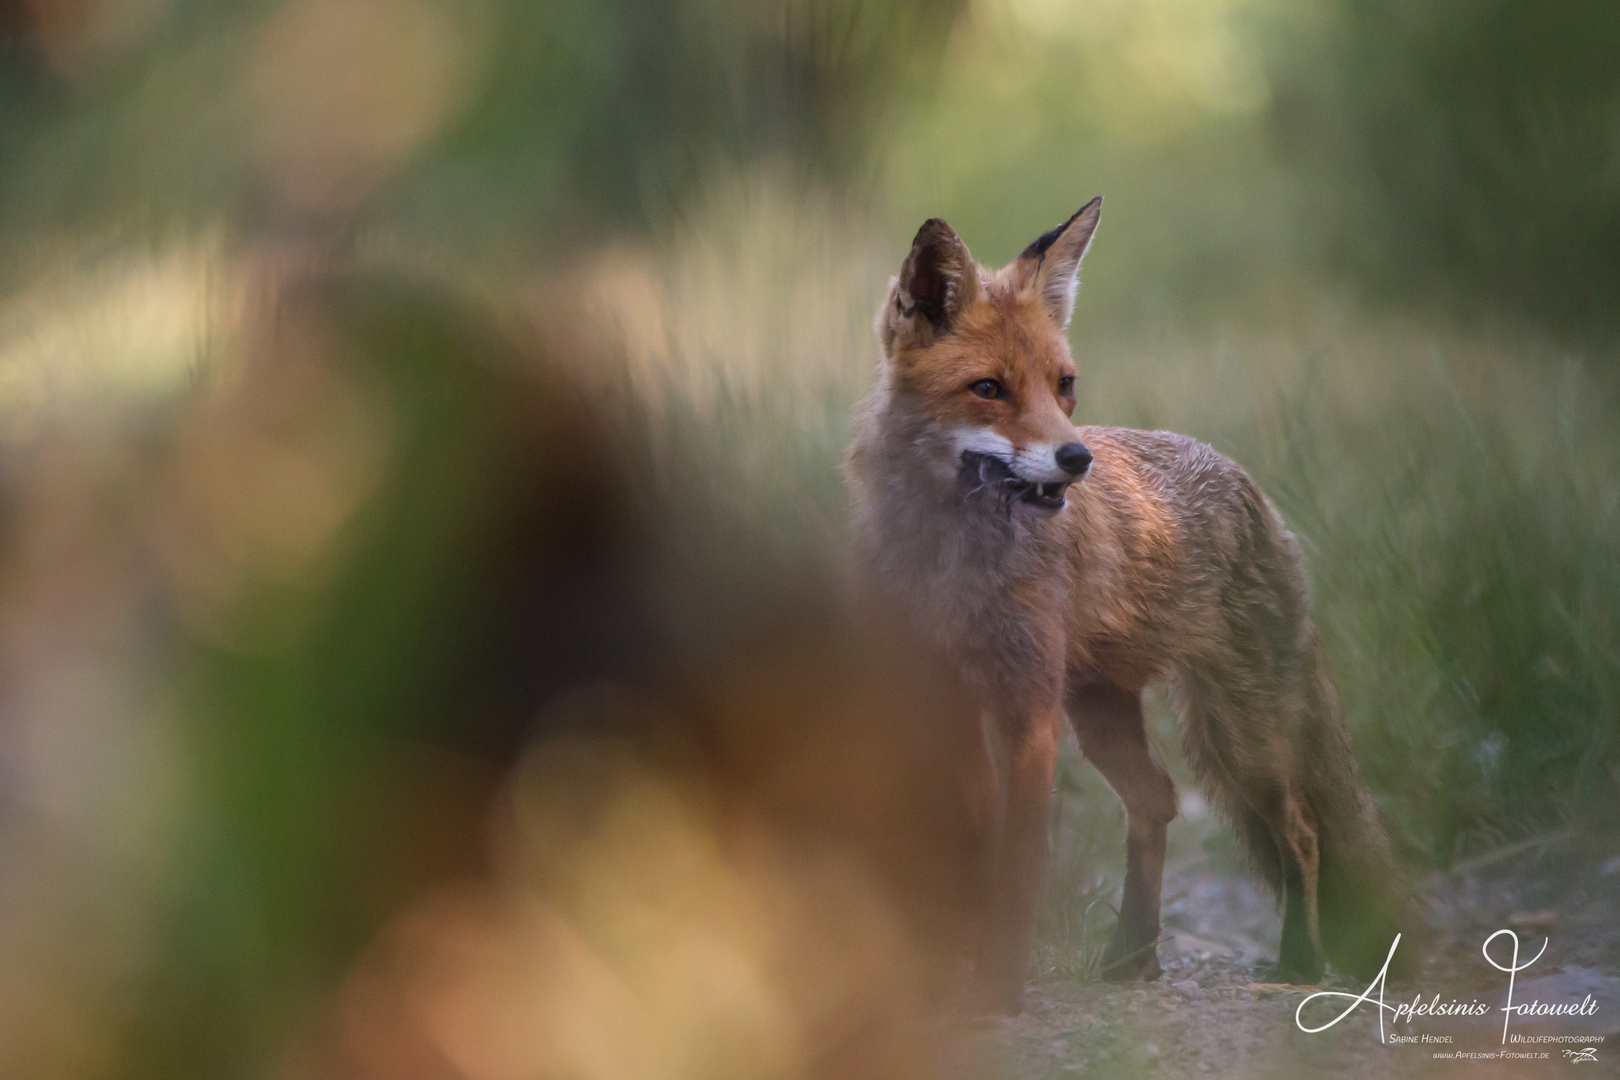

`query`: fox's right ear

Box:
[1010,197,1101,328]
[878,218,979,354]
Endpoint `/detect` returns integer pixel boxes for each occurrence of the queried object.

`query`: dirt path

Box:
[973,834,1620,1078]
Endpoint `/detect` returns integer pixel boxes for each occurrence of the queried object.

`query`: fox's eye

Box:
[969,378,1006,400]
[1057,375,1075,396]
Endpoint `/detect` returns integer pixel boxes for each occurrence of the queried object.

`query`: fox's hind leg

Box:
[1263,786,1327,984]
[1178,672,1328,985]
[1067,683,1176,982]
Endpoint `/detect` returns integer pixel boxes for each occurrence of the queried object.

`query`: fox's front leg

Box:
[1068,682,1176,982]
[978,705,1063,1013]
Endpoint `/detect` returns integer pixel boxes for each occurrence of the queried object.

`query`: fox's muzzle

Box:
[1056,441,1092,476]
[959,451,1077,516]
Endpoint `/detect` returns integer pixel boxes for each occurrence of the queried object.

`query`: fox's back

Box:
[1062,426,1306,689]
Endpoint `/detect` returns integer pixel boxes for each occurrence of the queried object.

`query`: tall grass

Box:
[1263,339,1620,864]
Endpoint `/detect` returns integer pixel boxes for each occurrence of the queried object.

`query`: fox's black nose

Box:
[1056,441,1093,476]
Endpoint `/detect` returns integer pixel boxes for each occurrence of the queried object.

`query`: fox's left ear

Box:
[1011,197,1102,328]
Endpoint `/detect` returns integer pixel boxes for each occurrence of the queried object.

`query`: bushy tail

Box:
[1179,474,1424,983]
[1301,659,1425,983]
[1185,652,1423,983]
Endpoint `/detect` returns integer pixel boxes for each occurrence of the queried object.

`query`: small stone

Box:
[1171,979,1200,994]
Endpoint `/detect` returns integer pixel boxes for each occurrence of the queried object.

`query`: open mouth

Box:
[1018,480,1071,510]
[959,452,1072,513]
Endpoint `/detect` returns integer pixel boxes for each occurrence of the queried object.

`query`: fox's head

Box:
[874,199,1101,516]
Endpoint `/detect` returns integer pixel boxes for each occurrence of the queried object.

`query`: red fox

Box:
[845,199,1420,1012]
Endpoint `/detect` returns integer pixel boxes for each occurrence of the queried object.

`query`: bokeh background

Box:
[1,0,1617,1077]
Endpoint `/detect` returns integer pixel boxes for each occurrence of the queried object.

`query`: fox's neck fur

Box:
[846,378,1074,705]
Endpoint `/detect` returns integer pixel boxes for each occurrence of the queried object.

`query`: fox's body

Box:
[845,201,1418,1011]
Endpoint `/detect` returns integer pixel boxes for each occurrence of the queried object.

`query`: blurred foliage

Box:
[3,1,1620,1075]
[0,0,965,266]
[8,0,1618,332]
[1266,0,1620,337]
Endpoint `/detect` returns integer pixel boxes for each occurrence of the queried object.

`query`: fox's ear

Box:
[880,218,980,352]
[1011,197,1101,328]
